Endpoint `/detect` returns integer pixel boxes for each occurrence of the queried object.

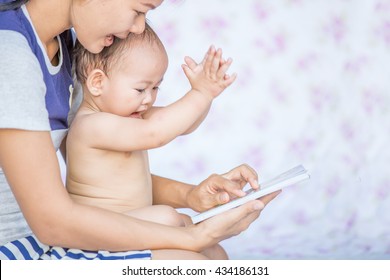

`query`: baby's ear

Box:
[86,69,106,96]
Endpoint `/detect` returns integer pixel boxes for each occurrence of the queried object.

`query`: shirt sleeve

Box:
[0,30,50,131]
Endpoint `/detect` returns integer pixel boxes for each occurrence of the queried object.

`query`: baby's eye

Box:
[136,89,146,94]
[152,87,160,92]
[135,10,145,16]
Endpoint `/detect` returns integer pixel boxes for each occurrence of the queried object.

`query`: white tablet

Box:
[191,165,310,224]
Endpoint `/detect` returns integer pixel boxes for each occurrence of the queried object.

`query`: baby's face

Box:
[100,44,168,118]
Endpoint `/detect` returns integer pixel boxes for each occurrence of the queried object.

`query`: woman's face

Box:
[71,0,164,53]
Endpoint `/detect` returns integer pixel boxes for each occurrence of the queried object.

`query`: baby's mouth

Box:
[130,112,142,119]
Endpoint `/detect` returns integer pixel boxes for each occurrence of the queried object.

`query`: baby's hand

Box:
[182,45,237,99]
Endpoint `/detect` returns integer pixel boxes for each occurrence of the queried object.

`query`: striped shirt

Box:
[0,235,151,260]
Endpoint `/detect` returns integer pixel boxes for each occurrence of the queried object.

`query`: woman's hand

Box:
[186,164,261,212]
[188,191,280,251]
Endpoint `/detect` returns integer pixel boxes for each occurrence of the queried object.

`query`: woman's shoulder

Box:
[1,29,29,47]
[0,30,49,131]
[0,30,40,69]
[0,30,43,88]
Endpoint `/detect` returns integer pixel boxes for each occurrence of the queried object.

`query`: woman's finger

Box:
[223,164,260,190]
[209,175,247,198]
[258,190,282,206]
[217,200,264,236]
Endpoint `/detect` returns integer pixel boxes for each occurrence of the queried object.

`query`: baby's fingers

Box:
[201,48,211,67]
[222,72,237,87]
[203,45,216,74]
[216,57,233,79]
[184,56,198,71]
[210,48,223,78]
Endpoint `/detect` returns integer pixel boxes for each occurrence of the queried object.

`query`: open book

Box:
[191,165,310,224]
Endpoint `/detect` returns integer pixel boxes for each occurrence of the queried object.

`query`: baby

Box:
[66,23,236,227]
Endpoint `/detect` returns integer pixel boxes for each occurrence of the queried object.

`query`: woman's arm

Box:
[152,175,194,208]
[153,164,270,212]
[0,129,271,252]
[0,129,191,251]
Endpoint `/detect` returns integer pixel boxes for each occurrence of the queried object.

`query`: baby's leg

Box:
[125,205,185,227]
[152,249,209,260]
[202,244,229,260]
[152,245,227,260]
[126,206,227,259]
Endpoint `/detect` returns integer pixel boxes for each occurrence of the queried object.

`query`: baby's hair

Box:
[0,0,29,11]
[74,23,165,84]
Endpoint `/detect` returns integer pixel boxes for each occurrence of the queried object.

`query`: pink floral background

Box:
[146,0,390,259]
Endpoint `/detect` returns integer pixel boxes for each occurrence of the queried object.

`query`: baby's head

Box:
[74,23,169,117]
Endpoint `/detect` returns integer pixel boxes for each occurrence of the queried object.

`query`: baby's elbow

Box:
[150,137,169,149]
[181,127,194,135]
[147,129,171,148]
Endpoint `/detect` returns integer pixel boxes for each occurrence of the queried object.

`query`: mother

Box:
[0,0,279,260]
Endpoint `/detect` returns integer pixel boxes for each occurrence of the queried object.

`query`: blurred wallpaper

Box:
[146,0,390,259]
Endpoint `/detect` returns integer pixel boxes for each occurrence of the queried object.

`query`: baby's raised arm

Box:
[78,46,236,152]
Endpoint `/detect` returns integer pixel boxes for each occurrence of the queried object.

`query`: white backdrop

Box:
[146,0,390,259]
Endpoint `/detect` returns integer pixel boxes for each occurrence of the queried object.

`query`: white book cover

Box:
[191,165,310,224]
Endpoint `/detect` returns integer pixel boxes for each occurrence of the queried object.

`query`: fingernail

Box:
[220,193,229,203]
[238,190,246,196]
[253,202,264,210]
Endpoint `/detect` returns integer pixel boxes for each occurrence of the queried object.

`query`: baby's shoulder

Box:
[67,111,99,137]
[68,111,118,138]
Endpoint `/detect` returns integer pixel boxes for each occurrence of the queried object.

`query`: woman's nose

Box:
[129,16,146,35]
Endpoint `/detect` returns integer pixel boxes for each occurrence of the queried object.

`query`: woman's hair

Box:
[74,23,166,84]
[0,0,29,11]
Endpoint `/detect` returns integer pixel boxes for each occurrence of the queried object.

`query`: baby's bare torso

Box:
[66,120,152,213]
